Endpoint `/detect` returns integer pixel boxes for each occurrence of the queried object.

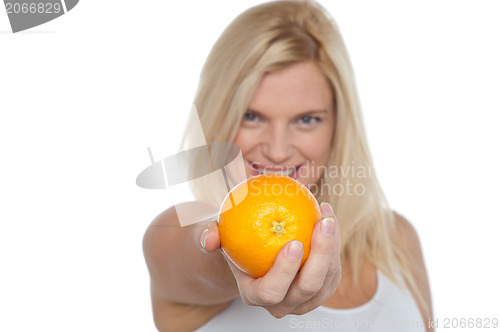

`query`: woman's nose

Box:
[262,125,293,164]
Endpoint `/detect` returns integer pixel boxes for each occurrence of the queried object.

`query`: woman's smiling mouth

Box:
[250,162,303,179]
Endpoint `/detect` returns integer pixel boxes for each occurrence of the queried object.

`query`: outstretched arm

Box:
[143,201,341,331]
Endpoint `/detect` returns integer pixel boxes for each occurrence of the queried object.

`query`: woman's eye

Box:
[243,112,259,122]
[298,116,321,125]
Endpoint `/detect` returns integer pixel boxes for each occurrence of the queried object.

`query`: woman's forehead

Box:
[249,61,334,115]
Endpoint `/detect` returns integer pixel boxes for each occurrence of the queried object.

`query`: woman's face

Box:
[234,61,336,188]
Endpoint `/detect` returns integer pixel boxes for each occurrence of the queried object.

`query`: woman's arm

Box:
[142,203,239,331]
[143,201,341,331]
[143,203,239,305]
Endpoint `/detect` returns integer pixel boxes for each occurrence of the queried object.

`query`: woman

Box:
[143,1,433,331]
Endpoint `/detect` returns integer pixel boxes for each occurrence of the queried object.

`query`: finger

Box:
[292,257,342,316]
[318,201,341,282]
[327,219,341,278]
[288,216,338,302]
[244,240,304,306]
[320,202,335,217]
[198,222,220,252]
[220,246,276,297]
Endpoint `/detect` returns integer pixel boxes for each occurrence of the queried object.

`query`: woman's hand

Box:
[199,202,341,318]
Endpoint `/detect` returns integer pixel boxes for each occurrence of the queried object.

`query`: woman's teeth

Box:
[257,167,296,176]
[261,168,294,176]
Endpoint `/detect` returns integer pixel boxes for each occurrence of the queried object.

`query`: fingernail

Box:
[200,229,208,249]
[320,202,334,216]
[321,217,335,235]
[287,241,304,260]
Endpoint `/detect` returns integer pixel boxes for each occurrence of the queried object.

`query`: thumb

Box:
[198,221,220,252]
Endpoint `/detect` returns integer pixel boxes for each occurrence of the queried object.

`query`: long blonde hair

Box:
[184,0,426,313]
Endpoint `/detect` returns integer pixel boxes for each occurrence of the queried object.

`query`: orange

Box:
[217,174,321,278]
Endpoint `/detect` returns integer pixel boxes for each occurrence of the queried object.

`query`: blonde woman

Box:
[143,1,433,331]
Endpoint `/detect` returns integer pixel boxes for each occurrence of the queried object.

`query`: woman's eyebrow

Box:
[247,109,329,116]
[292,110,330,119]
[246,108,264,115]
[297,110,328,115]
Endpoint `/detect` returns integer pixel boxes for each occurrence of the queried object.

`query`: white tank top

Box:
[194,270,426,332]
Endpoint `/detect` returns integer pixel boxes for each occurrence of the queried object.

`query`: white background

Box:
[1,1,499,331]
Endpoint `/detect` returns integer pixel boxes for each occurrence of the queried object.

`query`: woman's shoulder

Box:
[391,211,434,330]
[391,211,422,252]
[390,211,426,271]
